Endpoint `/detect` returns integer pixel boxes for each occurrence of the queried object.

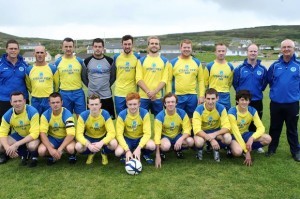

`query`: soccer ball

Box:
[125,159,142,175]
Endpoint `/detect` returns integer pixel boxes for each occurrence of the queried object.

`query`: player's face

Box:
[204,94,218,111]
[122,39,133,54]
[215,45,227,61]
[49,97,63,111]
[62,41,74,56]
[34,46,46,63]
[126,99,140,115]
[247,45,258,62]
[93,42,104,57]
[281,40,295,58]
[10,95,26,114]
[180,43,192,57]
[164,96,177,112]
[88,99,101,115]
[237,97,250,110]
[148,38,160,54]
[6,43,19,59]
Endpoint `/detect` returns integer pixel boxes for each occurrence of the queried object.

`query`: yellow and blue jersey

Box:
[40,107,75,139]
[55,56,85,90]
[25,64,59,97]
[136,55,169,99]
[204,61,234,92]
[0,105,39,139]
[76,109,116,146]
[154,108,191,145]
[112,52,140,97]
[168,56,204,97]
[228,106,265,152]
[193,102,231,133]
[116,108,151,151]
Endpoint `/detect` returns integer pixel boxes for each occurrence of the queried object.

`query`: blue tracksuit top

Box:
[267,54,300,103]
[233,59,268,101]
[0,54,29,101]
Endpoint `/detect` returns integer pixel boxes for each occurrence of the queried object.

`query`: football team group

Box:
[0,35,299,169]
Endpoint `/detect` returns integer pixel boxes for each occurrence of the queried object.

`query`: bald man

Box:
[26,46,59,114]
[266,39,300,162]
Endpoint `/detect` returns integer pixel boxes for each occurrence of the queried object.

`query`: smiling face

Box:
[122,39,133,54]
[62,41,74,57]
[148,38,160,54]
[204,94,218,111]
[164,96,177,113]
[180,42,192,58]
[6,43,20,60]
[247,44,258,62]
[215,45,227,61]
[126,99,140,115]
[10,94,26,114]
[281,39,295,59]
[237,97,250,111]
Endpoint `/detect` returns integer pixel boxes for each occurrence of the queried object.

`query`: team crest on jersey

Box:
[39,72,44,78]
[97,64,102,70]
[94,122,100,130]
[184,65,190,74]
[257,71,262,76]
[151,63,157,72]
[170,121,175,131]
[239,119,246,128]
[208,116,213,126]
[19,67,24,72]
[132,120,137,131]
[53,122,59,131]
[219,71,224,80]
[125,62,130,72]
[19,120,24,126]
[291,67,296,72]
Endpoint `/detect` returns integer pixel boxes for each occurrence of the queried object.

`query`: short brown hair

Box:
[163,92,178,104]
[180,39,192,47]
[88,94,101,103]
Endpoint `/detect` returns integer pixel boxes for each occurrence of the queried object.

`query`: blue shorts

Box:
[114,96,127,115]
[60,89,86,114]
[31,97,50,115]
[48,135,65,149]
[177,94,197,118]
[10,133,24,141]
[204,128,229,149]
[218,92,231,111]
[124,137,142,151]
[81,135,109,154]
[140,98,163,116]
[162,133,182,146]
[233,132,262,150]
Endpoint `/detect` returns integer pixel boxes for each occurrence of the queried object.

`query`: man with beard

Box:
[136,36,169,116]
[84,38,115,119]
[111,35,140,115]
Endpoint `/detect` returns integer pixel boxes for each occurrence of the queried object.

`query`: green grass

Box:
[1,78,300,199]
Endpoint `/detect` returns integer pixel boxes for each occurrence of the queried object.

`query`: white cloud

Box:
[1,0,299,39]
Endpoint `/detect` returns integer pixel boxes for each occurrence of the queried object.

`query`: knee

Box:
[223,133,232,145]
[262,134,272,145]
[115,146,124,157]
[160,142,171,152]
[146,140,156,151]
[108,139,118,150]
[194,136,205,148]
[231,147,243,157]
[38,144,47,157]
[185,137,194,147]
[75,142,85,153]
[27,140,40,151]
[65,143,75,154]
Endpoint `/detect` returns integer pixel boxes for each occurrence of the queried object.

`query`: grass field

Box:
[0,85,299,198]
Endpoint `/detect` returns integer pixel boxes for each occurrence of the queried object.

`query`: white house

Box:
[226,47,247,56]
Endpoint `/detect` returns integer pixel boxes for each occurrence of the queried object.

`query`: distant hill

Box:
[1,25,299,53]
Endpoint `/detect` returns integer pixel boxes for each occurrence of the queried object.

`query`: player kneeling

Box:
[228,90,271,166]
[75,94,117,165]
[38,92,77,165]
[154,93,194,168]
[115,92,155,164]
[193,88,232,162]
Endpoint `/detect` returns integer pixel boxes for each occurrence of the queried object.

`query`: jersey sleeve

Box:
[161,61,170,84]
[220,109,231,131]
[40,114,50,134]
[251,112,265,139]
[102,117,116,145]
[228,114,248,153]
[0,117,11,138]
[135,60,143,84]
[138,113,151,148]
[154,118,163,145]
[75,115,87,145]
[203,66,210,89]
[181,114,192,135]
[166,63,173,93]
[198,64,205,97]
[192,111,203,135]
[28,113,40,139]
[116,116,129,151]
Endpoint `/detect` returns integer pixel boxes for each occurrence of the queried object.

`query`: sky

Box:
[1,0,299,40]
